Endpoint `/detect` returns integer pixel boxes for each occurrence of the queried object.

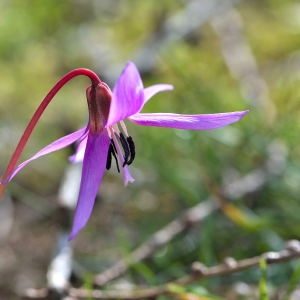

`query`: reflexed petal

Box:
[68,131,110,240]
[143,84,173,104]
[69,133,88,163]
[129,111,249,130]
[4,127,87,183]
[106,62,144,126]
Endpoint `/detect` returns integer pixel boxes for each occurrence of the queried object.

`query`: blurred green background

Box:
[1,0,300,299]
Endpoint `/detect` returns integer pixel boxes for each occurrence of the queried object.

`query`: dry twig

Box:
[24,240,300,299]
[93,200,216,286]
[91,139,287,286]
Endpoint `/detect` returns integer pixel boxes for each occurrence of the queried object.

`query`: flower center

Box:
[106,121,136,172]
[86,82,136,173]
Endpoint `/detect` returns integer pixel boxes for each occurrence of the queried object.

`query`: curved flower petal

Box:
[68,130,110,240]
[143,84,174,104]
[69,132,89,163]
[4,127,87,183]
[106,62,144,127]
[129,111,249,130]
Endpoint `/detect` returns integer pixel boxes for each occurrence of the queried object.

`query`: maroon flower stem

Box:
[0,68,101,197]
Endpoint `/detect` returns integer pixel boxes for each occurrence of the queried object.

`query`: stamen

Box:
[108,124,136,169]
[112,124,121,135]
[119,133,130,167]
[106,144,113,170]
[126,136,136,165]
[111,133,126,174]
[109,139,120,173]
[120,120,129,137]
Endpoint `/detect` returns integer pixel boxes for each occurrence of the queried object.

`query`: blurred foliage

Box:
[1,0,300,299]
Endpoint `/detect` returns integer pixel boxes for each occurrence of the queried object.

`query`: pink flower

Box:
[1,62,248,239]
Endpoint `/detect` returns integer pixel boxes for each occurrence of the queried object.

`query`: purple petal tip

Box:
[68,233,75,241]
[240,109,250,117]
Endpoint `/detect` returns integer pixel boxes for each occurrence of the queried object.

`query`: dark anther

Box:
[111,140,120,173]
[126,136,135,165]
[106,140,120,172]
[119,133,130,167]
[106,144,113,170]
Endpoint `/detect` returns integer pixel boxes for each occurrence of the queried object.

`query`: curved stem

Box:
[0,68,101,196]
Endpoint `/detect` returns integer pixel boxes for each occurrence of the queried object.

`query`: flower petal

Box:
[69,132,88,163]
[106,62,144,126]
[129,111,249,130]
[143,84,173,104]
[68,130,110,240]
[4,127,87,183]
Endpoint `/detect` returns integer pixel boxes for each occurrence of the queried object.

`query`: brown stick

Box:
[93,200,217,286]
[22,135,289,299]
[91,136,287,287]
[65,240,300,299]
